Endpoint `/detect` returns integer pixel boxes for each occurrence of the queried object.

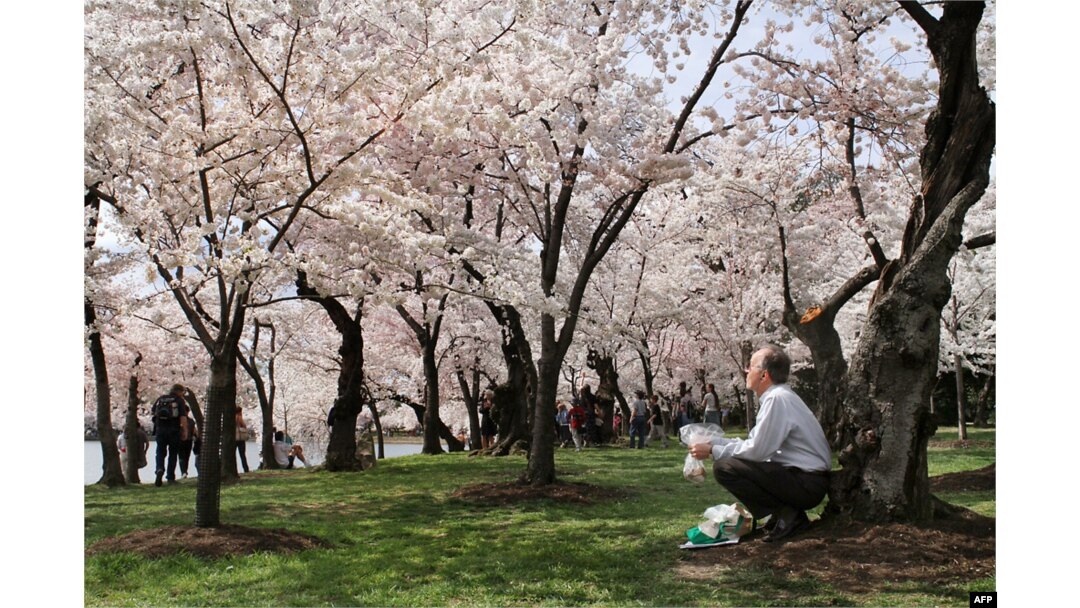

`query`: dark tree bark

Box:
[85,188,124,488]
[182,389,204,434]
[368,399,385,459]
[484,307,536,457]
[588,349,626,444]
[295,272,372,470]
[780,256,881,448]
[828,1,995,523]
[420,344,444,454]
[197,351,242,527]
[88,304,124,488]
[122,355,144,483]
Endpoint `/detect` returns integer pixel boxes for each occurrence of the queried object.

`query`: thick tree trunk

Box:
[87,302,124,488]
[259,398,279,469]
[296,274,371,469]
[830,265,946,522]
[784,312,850,449]
[195,353,238,527]
[221,398,238,482]
[122,362,143,483]
[526,354,560,484]
[86,185,123,487]
[420,345,445,455]
[589,350,624,444]
[488,320,535,456]
[325,323,369,471]
[829,1,994,524]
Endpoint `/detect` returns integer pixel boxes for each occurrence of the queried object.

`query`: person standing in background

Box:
[702,383,721,426]
[235,408,250,473]
[177,415,196,478]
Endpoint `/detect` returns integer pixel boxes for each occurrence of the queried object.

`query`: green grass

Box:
[85,426,995,606]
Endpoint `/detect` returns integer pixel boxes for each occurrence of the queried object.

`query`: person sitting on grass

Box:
[687,345,831,543]
[273,430,309,469]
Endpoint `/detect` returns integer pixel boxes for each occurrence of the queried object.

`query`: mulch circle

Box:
[86,524,331,559]
[929,463,995,492]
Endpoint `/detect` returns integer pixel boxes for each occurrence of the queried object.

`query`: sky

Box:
[2,0,1073,604]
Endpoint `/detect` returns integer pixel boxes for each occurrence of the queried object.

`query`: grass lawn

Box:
[84,426,995,606]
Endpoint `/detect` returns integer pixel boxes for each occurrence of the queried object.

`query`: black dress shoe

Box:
[751,516,778,535]
[763,509,809,543]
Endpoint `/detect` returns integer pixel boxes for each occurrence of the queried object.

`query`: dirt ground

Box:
[87,466,994,595]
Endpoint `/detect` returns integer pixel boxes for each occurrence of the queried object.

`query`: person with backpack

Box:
[151,384,189,486]
[567,398,586,452]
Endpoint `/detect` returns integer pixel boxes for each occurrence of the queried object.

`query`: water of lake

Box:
[84,440,425,485]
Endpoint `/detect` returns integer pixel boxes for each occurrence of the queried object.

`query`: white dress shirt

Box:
[709,384,831,472]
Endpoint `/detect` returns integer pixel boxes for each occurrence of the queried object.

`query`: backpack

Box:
[154,395,181,421]
[569,407,585,429]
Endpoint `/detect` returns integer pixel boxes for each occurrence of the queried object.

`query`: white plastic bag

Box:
[685,503,754,545]
[680,423,724,484]
[702,503,753,538]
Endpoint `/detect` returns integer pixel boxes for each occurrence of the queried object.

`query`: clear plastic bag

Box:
[680,423,725,484]
[683,453,708,484]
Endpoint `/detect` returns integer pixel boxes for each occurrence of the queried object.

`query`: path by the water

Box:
[84,440,425,485]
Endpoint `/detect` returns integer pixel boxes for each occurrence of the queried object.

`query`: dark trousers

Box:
[629,416,647,449]
[155,425,181,481]
[236,440,250,473]
[713,457,829,519]
[178,439,194,475]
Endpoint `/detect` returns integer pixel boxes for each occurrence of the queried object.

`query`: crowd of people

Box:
[550,380,736,451]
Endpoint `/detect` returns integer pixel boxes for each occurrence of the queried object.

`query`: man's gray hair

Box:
[758,345,791,384]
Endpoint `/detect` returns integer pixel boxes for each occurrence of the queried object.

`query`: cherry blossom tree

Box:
[85,0,492,525]
[85,188,124,487]
[828,2,995,521]
[433,0,759,484]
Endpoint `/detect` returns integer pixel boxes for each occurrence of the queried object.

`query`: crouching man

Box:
[688,345,831,542]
